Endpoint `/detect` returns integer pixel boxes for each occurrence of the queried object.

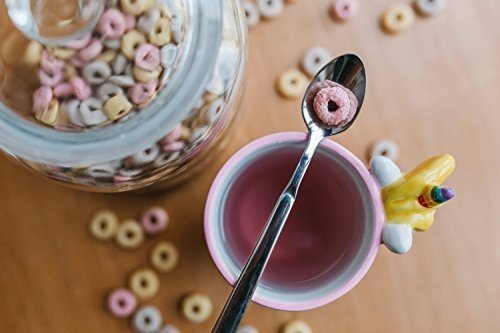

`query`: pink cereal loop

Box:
[98,9,127,38]
[332,0,359,21]
[53,82,75,98]
[160,124,183,145]
[125,15,137,30]
[65,33,92,50]
[135,44,161,71]
[128,79,158,104]
[71,77,92,100]
[70,55,88,68]
[313,86,352,126]
[41,51,65,74]
[78,39,103,62]
[114,175,132,183]
[162,141,185,153]
[39,69,64,87]
[32,86,53,113]
[141,207,169,234]
[107,288,137,318]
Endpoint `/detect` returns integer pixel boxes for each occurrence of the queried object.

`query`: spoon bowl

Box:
[303,54,367,136]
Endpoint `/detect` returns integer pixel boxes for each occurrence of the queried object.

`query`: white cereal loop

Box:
[87,164,116,179]
[97,83,124,101]
[301,47,332,78]
[415,0,447,16]
[132,305,163,333]
[369,139,400,161]
[79,98,107,126]
[89,210,119,240]
[257,0,284,19]
[61,99,84,127]
[206,97,225,123]
[158,325,180,333]
[130,145,160,166]
[138,8,161,34]
[238,325,259,333]
[104,38,121,50]
[153,151,180,167]
[109,75,136,87]
[160,44,178,68]
[243,2,261,29]
[83,61,112,85]
[112,53,128,74]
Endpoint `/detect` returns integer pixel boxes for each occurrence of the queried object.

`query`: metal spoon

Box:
[212,54,367,333]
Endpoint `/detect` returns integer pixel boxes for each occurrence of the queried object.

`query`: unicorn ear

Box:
[370,156,402,188]
[382,224,413,254]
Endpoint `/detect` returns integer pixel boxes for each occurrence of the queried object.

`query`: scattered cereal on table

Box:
[107,288,138,318]
[369,139,400,161]
[116,219,145,249]
[330,0,359,22]
[281,319,313,333]
[129,268,160,300]
[381,3,416,34]
[276,69,309,99]
[89,209,119,241]
[132,305,163,333]
[150,241,179,273]
[181,292,213,323]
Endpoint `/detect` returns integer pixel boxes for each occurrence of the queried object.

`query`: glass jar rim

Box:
[0,0,223,166]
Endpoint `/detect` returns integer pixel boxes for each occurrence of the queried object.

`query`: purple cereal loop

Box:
[135,44,161,71]
[313,86,351,126]
[162,141,185,153]
[65,33,92,50]
[53,82,75,98]
[39,69,64,87]
[128,79,157,104]
[141,207,169,234]
[41,51,65,74]
[159,124,182,145]
[32,86,53,113]
[125,14,137,30]
[71,77,92,100]
[107,288,138,318]
[78,39,103,62]
[98,9,127,38]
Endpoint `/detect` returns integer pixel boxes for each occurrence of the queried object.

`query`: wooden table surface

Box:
[1,0,499,332]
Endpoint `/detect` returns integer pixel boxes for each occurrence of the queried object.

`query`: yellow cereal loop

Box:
[121,30,147,60]
[276,69,309,99]
[116,219,144,250]
[281,319,313,333]
[181,293,213,323]
[120,0,154,16]
[149,18,172,47]
[129,268,160,300]
[150,241,179,273]
[35,99,59,126]
[23,41,43,66]
[382,4,415,34]
[89,210,119,241]
[133,65,162,83]
[103,95,133,120]
[96,49,117,63]
[51,48,76,60]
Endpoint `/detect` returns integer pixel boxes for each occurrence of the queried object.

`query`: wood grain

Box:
[0,0,499,332]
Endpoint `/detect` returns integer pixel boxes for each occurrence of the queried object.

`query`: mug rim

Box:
[204,132,384,311]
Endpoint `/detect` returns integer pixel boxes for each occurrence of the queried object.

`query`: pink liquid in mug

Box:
[223,143,368,291]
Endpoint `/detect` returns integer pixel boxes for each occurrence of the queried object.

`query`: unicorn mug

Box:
[204,132,455,311]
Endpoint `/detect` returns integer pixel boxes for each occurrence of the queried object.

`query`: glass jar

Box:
[0,0,247,192]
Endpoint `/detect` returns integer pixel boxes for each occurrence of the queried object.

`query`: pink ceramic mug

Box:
[204,132,455,311]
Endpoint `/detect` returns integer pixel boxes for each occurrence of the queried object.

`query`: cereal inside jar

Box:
[0,0,247,191]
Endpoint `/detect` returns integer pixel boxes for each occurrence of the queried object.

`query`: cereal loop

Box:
[129,268,160,300]
[181,293,213,323]
[150,241,179,273]
[116,219,144,249]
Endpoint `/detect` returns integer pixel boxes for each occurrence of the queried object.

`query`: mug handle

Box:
[370,155,456,255]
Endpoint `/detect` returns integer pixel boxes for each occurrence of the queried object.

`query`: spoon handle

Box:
[212,132,324,333]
